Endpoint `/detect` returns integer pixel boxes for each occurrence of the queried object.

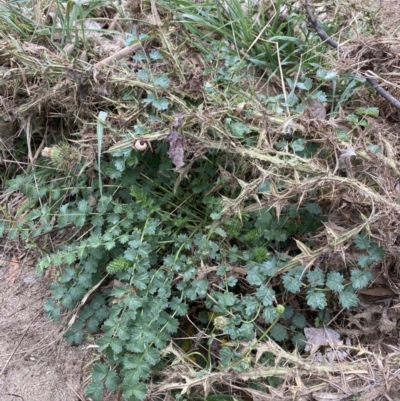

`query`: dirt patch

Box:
[0,254,112,401]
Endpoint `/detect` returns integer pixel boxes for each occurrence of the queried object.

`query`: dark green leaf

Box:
[255,285,275,306]
[305,202,321,215]
[292,313,307,329]
[86,381,103,401]
[270,323,288,342]
[105,370,120,391]
[368,243,385,262]
[263,306,279,324]
[91,363,108,382]
[354,233,371,250]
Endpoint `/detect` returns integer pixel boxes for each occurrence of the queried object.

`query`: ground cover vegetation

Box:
[1,0,400,400]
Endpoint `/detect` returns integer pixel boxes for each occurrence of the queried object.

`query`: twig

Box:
[0,309,42,376]
[94,43,141,68]
[0,394,25,400]
[66,381,85,401]
[304,0,400,110]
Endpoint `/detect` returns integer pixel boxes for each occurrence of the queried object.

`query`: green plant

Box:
[4,136,381,399]
[0,0,391,399]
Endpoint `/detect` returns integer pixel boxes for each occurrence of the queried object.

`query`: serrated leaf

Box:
[64,328,84,345]
[339,286,359,309]
[291,138,306,152]
[219,346,233,366]
[78,273,93,289]
[263,306,279,323]
[91,363,108,382]
[133,382,147,400]
[296,77,312,90]
[124,294,142,310]
[307,268,325,287]
[247,265,264,286]
[87,317,100,333]
[110,338,124,354]
[229,121,251,137]
[44,298,61,321]
[256,285,275,306]
[237,322,254,341]
[354,233,371,249]
[169,297,188,316]
[79,305,94,320]
[313,90,327,102]
[305,202,321,215]
[165,316,179,334]
[350,268,372,289]
[86,381,103,401]
[69,285,86,301]
[261,258,280,277]
[292,313,307,329]
[152,74,170,88]
[356,107,379,116]
[281,305,294,320]
[105,370,120,391]
[210,212,221,220]
[133,51,146,61]
[137,69,150,81]
[149,49,163,60]
[214,227,227,238]
[270,323,288,342]
[282,92,298,107]
[292,332,307,350]
[306,290,327,309]
[144,347,160,366]
[282,273,302,294]
[326,271,344,292]
[242,295,259,318]
[357,254,372,268]
[368,243,385,262]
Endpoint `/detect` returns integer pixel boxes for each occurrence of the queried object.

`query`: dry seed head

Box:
[213,316,227,330]
[41,144,74,168]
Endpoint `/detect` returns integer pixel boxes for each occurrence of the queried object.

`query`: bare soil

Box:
[0,254,114,401]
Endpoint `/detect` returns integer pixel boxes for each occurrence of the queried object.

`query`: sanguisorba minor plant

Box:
[0,0,387,400]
